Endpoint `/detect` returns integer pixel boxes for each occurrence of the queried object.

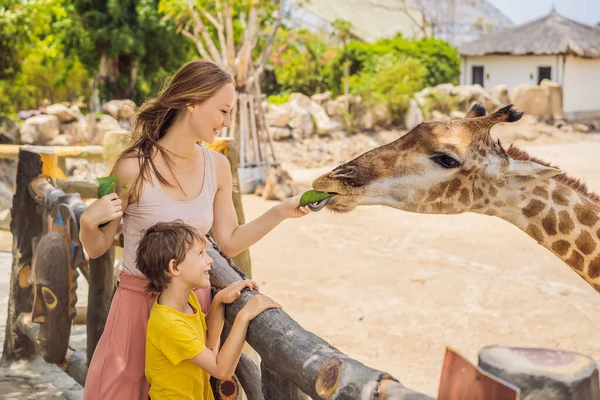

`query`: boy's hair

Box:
[136,219,206,292]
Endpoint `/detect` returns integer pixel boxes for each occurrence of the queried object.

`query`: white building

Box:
[459,9,600,120]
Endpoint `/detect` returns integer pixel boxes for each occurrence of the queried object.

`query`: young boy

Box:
[136,220,281,400]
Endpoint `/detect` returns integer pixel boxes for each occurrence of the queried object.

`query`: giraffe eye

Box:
[431,154,461,169]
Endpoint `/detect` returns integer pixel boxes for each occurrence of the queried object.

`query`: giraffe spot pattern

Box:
[573,203,599,227]
[522,199,545,218]
[473,187,484,201]
[551,240,571,256]
[541,209,557,236]
[575,231,596,255]
[488,186,498,197]
[559,211,575,235]
[526,225,545,243]
[551,187,571,206]
[459,188,470,206]
[533,186,549,200]
[485,209,498,216]
[446,178,462,197]
[566,250,585,271]
[589,254,600,279]
[493,201,504,208]
[426,182,446,202]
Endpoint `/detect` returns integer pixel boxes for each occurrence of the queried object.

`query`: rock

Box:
[432,110,451,122]
[0,159,17,187]
[489,84,510,107]
[371,103,392,127]
[260,167,299,201]
[20,114,60,144]
[288,111,313,137]
[0,116,20,144]
[103,130,132,171]
[540,79,565,121]
[287,93,342,136]
[325,100,343,117]
[0,181,12,210]
[45,103,78,123]
[59,121,85,144]
[358,111,374,131]
[265,105,292,128]
[311,91,332,104]
[404,99,424,130]
[510,81,565,122]
[18,110,42,120]
[573,123,590,133]
[49,134,72,146]
[450,110,466,119]
[87,114,123,145]
[102,99,136,120]
[270,127,293,141]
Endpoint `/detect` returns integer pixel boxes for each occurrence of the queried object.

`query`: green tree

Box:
[158,0,285,92]
[73,0,195,103]
[331,19,352,96]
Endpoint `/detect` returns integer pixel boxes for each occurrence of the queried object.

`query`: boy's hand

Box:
[217,280,259,305]
[238,294,281,323]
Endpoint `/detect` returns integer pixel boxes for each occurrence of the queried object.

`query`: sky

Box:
[487,0,600,26]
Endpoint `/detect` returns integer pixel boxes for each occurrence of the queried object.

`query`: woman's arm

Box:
[79,156,138,259]
[211,153,310,258]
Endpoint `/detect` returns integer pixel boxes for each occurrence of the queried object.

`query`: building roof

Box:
[459,9,600,58]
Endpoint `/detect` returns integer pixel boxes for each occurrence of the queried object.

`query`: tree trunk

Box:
[2,149,44,362]
[205,236,433,400]
[478,346,600,400]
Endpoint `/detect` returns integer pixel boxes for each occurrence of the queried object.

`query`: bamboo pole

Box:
[249,95,262,165]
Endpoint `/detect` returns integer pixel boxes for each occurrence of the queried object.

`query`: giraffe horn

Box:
[487,104,523,125]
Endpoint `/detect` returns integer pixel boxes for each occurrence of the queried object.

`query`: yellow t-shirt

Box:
[146,292,215,400]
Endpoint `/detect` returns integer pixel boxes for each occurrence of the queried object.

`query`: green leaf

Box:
[96,175,117,198]
[300,190,333,206]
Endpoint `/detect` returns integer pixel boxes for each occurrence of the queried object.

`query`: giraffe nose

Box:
[331,164,355,178]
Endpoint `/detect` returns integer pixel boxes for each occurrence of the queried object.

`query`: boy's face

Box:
[177,240,213,288]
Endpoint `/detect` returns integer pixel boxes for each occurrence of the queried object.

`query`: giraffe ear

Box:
[506,159,561,181]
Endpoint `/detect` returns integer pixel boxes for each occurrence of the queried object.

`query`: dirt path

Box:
[244,137,600,396]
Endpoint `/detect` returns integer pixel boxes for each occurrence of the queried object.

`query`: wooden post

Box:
[478,346,600,400]
[261,363,305,400]
[236,353,264,400]
[206,138,252,277]
[2,149,45,362]
[87,249,115,362]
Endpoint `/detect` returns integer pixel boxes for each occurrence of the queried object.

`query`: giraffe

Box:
[311,104,600,294]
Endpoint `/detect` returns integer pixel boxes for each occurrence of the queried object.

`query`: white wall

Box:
[461,55,562,90]
[563,56,600,113]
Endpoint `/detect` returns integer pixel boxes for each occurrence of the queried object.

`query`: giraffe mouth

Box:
[307,196,335,212]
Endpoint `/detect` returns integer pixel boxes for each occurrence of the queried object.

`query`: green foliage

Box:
[269,28,337,95]
[419,90,461,119]
[299,190,333,206]
[350,54,427,123]
[326,35,460,95]
[267,92,291,105]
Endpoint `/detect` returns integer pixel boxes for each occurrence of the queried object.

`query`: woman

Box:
[80,60,310,400]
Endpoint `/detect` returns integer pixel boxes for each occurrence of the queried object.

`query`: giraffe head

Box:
[312,104,561,215]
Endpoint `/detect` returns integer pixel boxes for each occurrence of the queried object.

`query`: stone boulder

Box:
[20,114,60,144]
[102,99,136,120]
[255,167,299,201]
[0,116,20,144]
[269,127,293,141]
[287,93,342,136]
[265,106,292,128]
[404,99,424,130]
[87,114,123,145]
[489,84,510,107]
[510,84,551,120]
[0,181,12,211]
[103,130,133,171]
[311,91,332,104]
[45,103,78,123]
[59,121,85,145]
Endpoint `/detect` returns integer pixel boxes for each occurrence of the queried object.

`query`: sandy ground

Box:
[245,137,600,396]
[1,132,600,398]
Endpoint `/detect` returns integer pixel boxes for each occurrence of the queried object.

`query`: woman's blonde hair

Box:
[119,60,234,201]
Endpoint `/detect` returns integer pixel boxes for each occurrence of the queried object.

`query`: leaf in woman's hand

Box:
[96,175,117,198]
[300,190,333,206]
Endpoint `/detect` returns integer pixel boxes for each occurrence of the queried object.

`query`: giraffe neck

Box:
[484,178,600,293]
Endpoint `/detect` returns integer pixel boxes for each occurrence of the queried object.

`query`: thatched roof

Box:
[460,9,600,58]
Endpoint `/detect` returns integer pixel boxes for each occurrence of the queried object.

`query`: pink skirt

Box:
[82,273,212,400]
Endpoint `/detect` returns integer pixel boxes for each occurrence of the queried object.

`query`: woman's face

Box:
[188,83,235,143]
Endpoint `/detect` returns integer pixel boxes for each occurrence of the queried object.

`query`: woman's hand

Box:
[81,193,123,228]
[276,194,311,219]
